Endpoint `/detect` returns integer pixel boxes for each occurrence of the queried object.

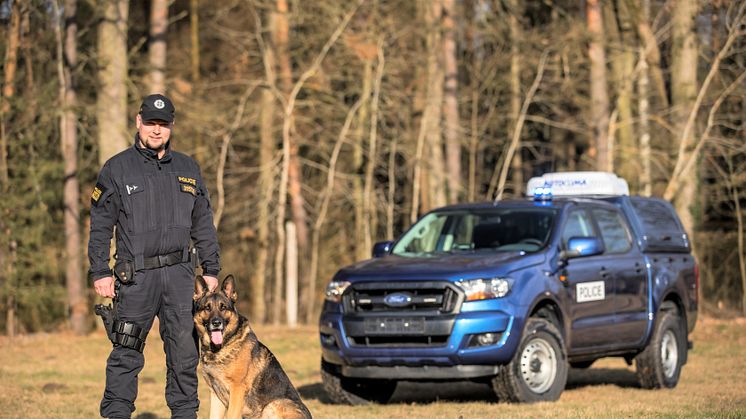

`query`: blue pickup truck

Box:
[319,172,698,404]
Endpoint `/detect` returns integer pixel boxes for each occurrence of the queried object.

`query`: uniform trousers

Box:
[100,263,198,419]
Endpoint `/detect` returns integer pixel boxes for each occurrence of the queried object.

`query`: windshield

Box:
[391,208,557,257]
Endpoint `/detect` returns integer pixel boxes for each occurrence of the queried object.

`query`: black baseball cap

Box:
[139,94,175,123]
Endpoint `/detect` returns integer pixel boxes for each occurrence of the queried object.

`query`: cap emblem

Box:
[154,99,165,109]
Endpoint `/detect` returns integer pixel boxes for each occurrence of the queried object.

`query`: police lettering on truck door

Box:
[576,280,605,302]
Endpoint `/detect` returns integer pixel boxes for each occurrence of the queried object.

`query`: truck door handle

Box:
[599,268,610,279]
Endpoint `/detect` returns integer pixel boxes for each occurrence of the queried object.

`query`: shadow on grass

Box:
[301,367,641,404]
[566,367,640,390]
[300,380,498,405]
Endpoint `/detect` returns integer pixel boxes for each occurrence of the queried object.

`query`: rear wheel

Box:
[635,310,686,389]
[321,359,397,405]
[492,317,568,403]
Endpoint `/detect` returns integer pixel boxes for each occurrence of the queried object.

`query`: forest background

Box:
[0,0,744,336]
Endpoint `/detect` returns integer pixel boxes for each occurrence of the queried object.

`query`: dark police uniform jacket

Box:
[88,136,220,280]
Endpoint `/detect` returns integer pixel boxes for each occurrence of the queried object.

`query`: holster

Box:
[94,279,147,353]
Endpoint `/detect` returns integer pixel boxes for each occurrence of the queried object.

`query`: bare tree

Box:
[252,5,278,323]
[362,40,385,263]
[97,0,130,165]
[1,0,21,337]
[668,0,699,235]
[190,0,200,83]
[587,0,611,171]
[412,0,446,220]
[605,0,637,188]
[442,0,462,203]
[273,0,361,323]
[273,0,313,322]
[53,0,87,335]
[507,0,523,196]
[636,0,653,196]
[1,0,21,188]
[148,0,168,94]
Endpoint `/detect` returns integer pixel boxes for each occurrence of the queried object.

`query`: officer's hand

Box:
[203,275,218,292]
[94,276,116,299]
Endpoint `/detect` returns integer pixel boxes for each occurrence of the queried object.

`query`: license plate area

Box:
[363,317,425,335]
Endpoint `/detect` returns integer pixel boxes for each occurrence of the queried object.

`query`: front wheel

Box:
[321,359,397,405]
[492,317,568,403]
[635,311,686,389]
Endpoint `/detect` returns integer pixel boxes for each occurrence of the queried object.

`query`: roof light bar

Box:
[526,172,630,198]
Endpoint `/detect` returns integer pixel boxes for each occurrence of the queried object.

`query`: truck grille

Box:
[343,281,463,314]
[341,281,463,348]
[348,335,450,347]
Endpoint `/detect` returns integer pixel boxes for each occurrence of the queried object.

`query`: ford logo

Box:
[384,292,413,307]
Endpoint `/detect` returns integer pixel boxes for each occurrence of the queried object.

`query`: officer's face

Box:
[136,114,173,152]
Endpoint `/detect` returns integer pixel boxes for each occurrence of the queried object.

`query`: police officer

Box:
[89,94,220,419]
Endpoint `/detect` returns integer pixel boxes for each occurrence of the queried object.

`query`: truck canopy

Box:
[609,196,690,253]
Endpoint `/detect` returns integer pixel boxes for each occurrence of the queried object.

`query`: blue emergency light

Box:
[532,183,554,201]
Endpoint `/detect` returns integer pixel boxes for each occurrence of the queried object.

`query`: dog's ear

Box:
[222,275,237,302]
[194,275,208,301]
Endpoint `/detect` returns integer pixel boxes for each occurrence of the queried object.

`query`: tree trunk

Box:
[508,0,523,196]
[669,0,699,236]
[442,0,461,203]
[362,44,384,268]
[353,61,372,262]
[271,0,291,325]
[20,1,36,124]
[732,181,746,314]
[148,0,168,94]
[97,0,129,165]
[285,221,297,328]
[586,0,610,171]
[638,0,652,196]
[424,0,446,209]
[1,0,21,338]
[54,0,87,335]
[606,0,636,189]
[624,0,669,107]
[254,27,277,324]
[273,0,311,323]
[638,44,652,196]
[190,0,200,83]
[1,0,20,188]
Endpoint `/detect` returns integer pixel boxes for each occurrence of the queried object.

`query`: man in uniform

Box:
[89,94,220,419]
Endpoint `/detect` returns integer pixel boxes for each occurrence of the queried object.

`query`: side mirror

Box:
[560,237,604,260]
[372,241,394,258]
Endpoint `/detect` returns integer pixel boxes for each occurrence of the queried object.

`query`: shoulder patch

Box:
[91,183,107,206]
[177,176,197,186]
[180,184,197,196]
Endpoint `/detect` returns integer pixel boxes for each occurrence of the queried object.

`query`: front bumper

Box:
[320,307,522,379]
[332,363,500,380]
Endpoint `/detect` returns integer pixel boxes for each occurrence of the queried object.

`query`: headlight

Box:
[324,280,351,303]
[455,278,512,301]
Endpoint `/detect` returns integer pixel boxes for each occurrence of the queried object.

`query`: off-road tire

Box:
[321,359,397,405]
[635,310,686,389]
[492,317,568,403]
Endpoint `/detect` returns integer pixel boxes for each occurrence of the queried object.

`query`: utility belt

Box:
[114,248,192,284]
[95,248,193,352]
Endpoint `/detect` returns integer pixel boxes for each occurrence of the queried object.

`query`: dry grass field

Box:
[0,316,744,418]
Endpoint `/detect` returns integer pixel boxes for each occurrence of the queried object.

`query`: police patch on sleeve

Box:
[91,182,107,207]
[180,184,197,196]
[177,176,197,186]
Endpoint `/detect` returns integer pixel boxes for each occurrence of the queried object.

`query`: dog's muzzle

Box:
[207,317,225,346]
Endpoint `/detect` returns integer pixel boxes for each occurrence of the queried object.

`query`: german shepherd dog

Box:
[194,275,312,419]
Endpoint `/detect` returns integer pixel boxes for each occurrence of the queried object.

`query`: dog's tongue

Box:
[210,330,223,346]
